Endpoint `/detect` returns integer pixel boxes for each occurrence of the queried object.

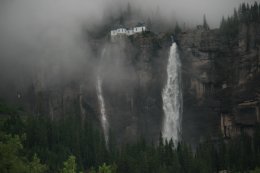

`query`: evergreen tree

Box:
[233,8,239,23]
[0,133,28,173]
[203,14,210,30]
[28,154,48,173]
[220,16,226,29]
[174,22,182,35]
[252,2,259,22]
[146,17,152,31]
[98,163,117,173]
[241,3,247,23]
[259,4,260,22]
[61,155,77,173]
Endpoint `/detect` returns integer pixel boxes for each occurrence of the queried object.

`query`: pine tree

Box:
[98,163,113,173]
[174,22,182,35]
[61,155,77,173]
[252,2,259,22]
[220,16,226,30]
[28,154,48,173]
[146,17,152,31]
[0,134,28,173]
[203,14,210,30]
[259,4,260,22]
[233,9,239,23]
[241,3,247,22]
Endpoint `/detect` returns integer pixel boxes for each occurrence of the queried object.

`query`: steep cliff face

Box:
[25,32,169,144]
[101,33,168,144]
[177,23,260,143]
[177,28,220,144]
[221,23,260,138]
[18,22,260,145]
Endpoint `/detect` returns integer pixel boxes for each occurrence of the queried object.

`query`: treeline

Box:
[1,114,109,172]
[1,111,260,173]
[220,2,260,40]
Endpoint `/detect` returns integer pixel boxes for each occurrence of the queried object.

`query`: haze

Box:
[0,0,256,99]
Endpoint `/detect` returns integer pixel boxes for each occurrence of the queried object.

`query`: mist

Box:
[0,0,255,98]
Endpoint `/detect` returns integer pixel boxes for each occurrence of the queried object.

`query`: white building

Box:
[133,24,146,33]
[116,28,127,34]
[110,23,146,38]
[111,30,117,36]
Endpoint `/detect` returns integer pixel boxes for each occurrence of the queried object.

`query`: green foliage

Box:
[1,101,260,173]
[98,163,117,173]
[0,102,17,114]
[2,115,260,173]
[28,154,48,173]
[250,167,260,173]
[219,2,260,41]
[0,133,27,173]
[89,167,97,173]
[220,13,239,41]
[61,155,77,173]
[0,133,47,173]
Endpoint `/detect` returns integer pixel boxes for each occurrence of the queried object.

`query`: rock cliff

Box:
[177,23,260,143]
[14,23,260,145]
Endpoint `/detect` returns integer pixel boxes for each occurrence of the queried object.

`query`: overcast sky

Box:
[0,0,257,28]
[0,0,258,95]
[132,0,257,27]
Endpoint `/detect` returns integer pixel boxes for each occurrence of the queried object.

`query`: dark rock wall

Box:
[103,34,168,144]
[23,33,168,145]
[177,28,220,144]
[12,23,260,145]
[178,23,260,143]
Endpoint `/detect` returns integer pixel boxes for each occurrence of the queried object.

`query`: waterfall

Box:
[162,42,182,144]
[97,76,109,146]
[97,48,109,147]
[79,84,86,121]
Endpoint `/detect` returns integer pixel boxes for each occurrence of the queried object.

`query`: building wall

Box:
[110,26,146,38]
[133,26,146,33]
[111,30,117,36]
[117,28,127,34]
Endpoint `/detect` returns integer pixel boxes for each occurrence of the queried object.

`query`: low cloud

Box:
[0,0,254,97]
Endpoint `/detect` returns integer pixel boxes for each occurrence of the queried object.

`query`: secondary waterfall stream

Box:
[162,42,182,143]
[97,76,109,146]
[97,48,109,147]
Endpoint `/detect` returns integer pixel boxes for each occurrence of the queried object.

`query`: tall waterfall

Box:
[162,42,182,143]
[97,47,109,147]
[97,75,109,146]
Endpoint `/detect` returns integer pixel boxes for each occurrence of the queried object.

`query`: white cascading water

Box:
[97,48,109,147]
[162,42,182,144]
[97,75,109,146]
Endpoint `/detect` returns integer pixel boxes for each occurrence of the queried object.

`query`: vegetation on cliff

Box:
[1,2,260,173]
[220,2,260,40]
[0,105,260,173]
